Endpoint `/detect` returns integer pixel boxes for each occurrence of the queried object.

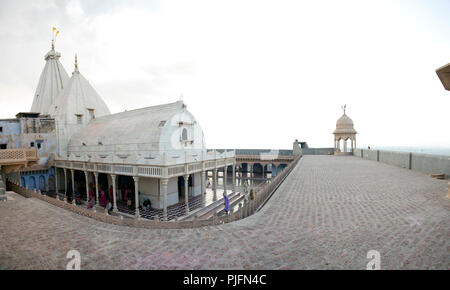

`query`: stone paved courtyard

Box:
[0,155,449,269]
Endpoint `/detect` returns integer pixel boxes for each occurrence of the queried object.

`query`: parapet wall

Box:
[302,148,334,155]
[354,148,450,177]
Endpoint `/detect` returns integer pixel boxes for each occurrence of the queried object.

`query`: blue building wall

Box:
[20,167,55,192]
[0,119,22,148]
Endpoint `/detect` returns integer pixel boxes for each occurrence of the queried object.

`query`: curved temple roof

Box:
[30,47,69,115]
[67,101,206,160]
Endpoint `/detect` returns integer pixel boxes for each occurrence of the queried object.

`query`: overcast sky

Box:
[0,0,449,149]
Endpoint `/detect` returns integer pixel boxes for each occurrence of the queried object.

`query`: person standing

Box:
[223,192,230,215]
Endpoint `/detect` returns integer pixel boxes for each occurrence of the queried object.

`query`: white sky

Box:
[0,0,449,149]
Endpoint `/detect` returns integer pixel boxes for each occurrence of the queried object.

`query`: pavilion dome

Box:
[30,44,70,115]
[333,113,357,134]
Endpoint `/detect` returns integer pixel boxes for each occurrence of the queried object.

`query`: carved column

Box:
[55,167,59,198]
[63,168,67,196]
[94,172,99,204]
[232,163,236,192]
[133,176,140,218]
[161,178,169,221]
[212,168,217,201]
[184,174,189,214]
[111,174,117,212]
[84,171,89,202]
[223,166,227,193]
[201,170,206,207]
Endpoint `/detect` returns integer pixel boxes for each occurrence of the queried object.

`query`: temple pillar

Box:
[63,168,67,195]
[232,163,236,192]
[201,170,205,207]
[212,168,217,201]
[94,172,99,204]
[223,167,227,193]
[55,167,59,198]
[133,176,140,218]
[111,174,117,212]
[184,174,189,214]
[84,171,89,202]
[161,178,169,221]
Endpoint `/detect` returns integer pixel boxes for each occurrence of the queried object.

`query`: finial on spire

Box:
[74,54,78,70]
[341,104,347,114]
[51,26,59,50]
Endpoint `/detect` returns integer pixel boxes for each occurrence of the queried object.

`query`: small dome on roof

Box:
[333,113,357,134]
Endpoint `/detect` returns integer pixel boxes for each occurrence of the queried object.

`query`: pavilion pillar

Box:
[184,174,189,214]
[223,167,227,193]
[84,171,89,202]
[111,174,117,212]
[344,139,347,153]
[212,168,217,201]
[161,178,169,221]
[232,163,236,192]
[133,176,140,218]
[201,170,205,207]
[94,172,99,204]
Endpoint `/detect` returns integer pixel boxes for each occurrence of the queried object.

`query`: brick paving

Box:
[0,155,449,269]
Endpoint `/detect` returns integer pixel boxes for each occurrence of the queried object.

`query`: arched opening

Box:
[56,168,65,193]
[29,176,36,190]
[48,175,55,192]
[73,170,87,202]
[181,128,188,141]
[253,163,263,177]
[39,175,46,192]
[277,164,287,175]
[21,177,26,187]
[339,138,344,152]
[116,175,135,212]
[264,164,274,179]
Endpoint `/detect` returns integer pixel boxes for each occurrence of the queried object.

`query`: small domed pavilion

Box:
[333,105,357,154]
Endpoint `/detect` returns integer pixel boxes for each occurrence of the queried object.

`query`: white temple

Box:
[25,38,235,220]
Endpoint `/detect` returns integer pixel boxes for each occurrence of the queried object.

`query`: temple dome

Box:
[30,46,69,115]
[333,113,357,134]
[67,101,206,160]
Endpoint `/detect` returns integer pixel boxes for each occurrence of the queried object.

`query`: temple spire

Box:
[75,54,78,70]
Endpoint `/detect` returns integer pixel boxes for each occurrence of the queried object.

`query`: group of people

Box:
[72,182,138,214]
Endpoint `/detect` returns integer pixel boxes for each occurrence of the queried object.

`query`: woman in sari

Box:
[99,187,107,207]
